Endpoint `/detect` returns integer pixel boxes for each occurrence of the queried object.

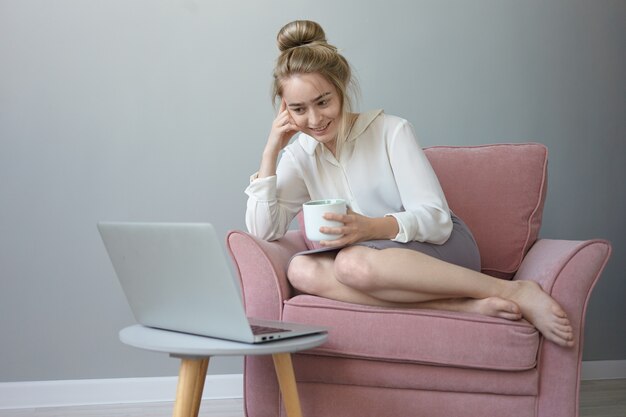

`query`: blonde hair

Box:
[272,20,358,155]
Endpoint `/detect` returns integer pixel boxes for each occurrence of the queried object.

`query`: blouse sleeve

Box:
[244,149,310,241]
[385,120,453,244]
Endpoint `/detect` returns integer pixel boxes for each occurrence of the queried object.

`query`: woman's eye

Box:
[318,100,329,106]
[292,108,304,114]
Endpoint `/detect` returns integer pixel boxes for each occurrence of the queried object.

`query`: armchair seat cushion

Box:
[283,295,539,371]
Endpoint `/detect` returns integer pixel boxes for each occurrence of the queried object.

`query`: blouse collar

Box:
[299,109,384,155]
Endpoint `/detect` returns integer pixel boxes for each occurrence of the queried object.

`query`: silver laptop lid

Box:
[98,222,257,342]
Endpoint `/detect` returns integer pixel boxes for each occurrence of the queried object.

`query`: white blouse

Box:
[245,110,453,244]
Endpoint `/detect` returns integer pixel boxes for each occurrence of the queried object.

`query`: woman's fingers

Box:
[278,100,293,126]
[319,225,344,235]
[323,212,353,223]
[271,109,297,145]
[319,210,375,246]
[322,214,355,235]
[274,106,297,132]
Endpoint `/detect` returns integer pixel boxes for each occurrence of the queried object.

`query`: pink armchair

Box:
[227,143,611,417]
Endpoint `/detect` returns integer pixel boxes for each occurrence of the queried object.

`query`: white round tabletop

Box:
[119,325,328,357]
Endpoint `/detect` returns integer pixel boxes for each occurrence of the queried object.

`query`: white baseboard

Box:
[0,374,243,410]
[1,361,624,410]
[581,360,626,380]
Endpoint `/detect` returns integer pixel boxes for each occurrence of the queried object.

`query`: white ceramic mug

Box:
[302,199,347,241]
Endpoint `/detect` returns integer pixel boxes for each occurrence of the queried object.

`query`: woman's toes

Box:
[547,331,574,347]
[553,327,573,340]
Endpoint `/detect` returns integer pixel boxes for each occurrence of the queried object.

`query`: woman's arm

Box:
[318,210,399,247]
[245,101,308,241]
[385,119,452,244]
[245,150,310,241]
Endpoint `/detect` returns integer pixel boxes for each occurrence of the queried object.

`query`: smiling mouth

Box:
[310,121,331,134]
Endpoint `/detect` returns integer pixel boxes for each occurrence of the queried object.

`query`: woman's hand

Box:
[258,100,299,179]
[318,209,399,247]
[266,99,298,154]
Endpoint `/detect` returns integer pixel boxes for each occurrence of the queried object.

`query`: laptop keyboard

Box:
[250,324,292,335]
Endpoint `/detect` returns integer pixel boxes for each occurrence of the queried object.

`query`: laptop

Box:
[97,222,327,343]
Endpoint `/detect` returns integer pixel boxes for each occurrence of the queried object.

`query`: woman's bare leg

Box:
[288,246,574,347]
[288,253,521,319]
[288,252,404,308]
[410,298,523,320]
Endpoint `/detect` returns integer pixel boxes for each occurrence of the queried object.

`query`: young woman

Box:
[245,20,574,347]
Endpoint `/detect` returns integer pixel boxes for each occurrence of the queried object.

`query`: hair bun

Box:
[277,20,327,52]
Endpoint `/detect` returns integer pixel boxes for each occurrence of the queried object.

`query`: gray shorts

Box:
[291,214,481,272]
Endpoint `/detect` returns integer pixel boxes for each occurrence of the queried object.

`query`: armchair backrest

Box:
[424,143,548,279]
[296,143,548,280]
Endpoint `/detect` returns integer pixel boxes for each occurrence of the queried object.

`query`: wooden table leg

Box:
[272,353,303,417]
[173,357,209,417]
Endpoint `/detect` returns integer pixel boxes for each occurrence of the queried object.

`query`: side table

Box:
[119,325,327,417]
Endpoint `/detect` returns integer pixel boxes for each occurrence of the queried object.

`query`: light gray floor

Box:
[0,399,243,417]
[580,379,626,417]
[1,379,624,417]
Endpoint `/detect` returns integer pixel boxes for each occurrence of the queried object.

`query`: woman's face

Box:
[281,73,342,148]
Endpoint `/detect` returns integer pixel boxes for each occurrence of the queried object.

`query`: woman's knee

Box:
[287,255,330,295]
[334,246,378,290]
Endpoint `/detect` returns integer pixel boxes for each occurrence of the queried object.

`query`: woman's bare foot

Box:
[504,280,575,347]
[415,297,522,320]
[461,297,523,320]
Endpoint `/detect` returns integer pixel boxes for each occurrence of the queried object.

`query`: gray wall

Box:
[1,0,624,382]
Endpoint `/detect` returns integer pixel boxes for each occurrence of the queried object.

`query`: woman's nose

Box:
[309,109,322,126]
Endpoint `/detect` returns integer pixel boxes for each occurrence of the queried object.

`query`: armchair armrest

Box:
[514,238,611,315]
[514,238,612,417]
[226,230,308,320]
